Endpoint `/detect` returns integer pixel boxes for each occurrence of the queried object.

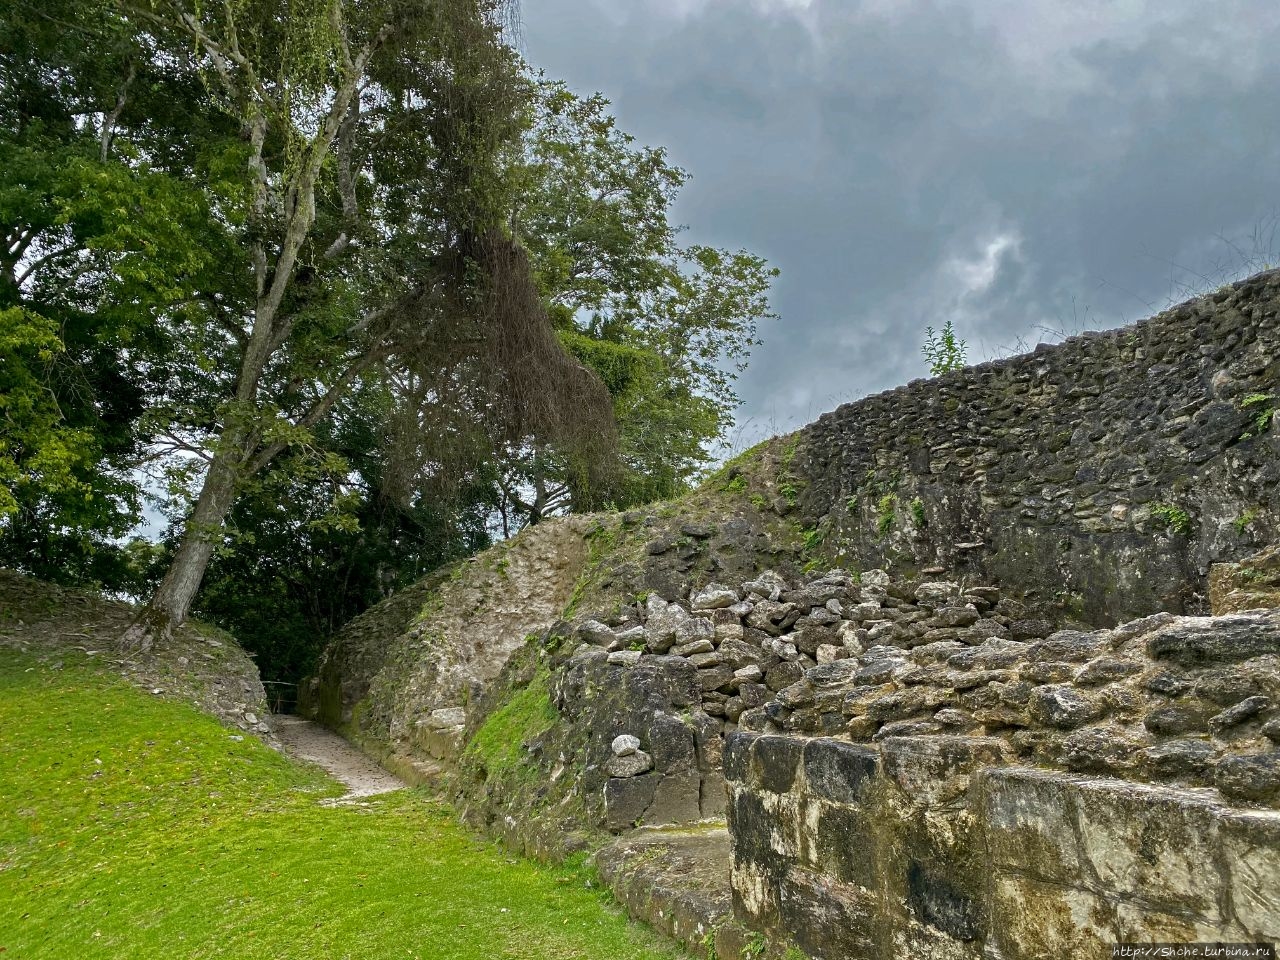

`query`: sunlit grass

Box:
[0,653,683,960]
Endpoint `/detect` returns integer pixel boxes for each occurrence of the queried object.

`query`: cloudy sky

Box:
[519,0,1280,444]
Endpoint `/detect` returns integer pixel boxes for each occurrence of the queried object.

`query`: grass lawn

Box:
[0,652,685,960]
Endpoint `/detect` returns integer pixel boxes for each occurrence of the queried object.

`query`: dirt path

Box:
[271,714,405,799]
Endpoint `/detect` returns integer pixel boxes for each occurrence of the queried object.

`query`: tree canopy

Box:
[0,0,776,677]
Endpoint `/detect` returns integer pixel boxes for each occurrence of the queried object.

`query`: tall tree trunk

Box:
[124,430,249,650]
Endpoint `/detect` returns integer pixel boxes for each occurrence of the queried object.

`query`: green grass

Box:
[0,653,684,960]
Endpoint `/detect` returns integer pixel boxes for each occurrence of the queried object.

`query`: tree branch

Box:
[100,61,137,161]
[17,244,83,288]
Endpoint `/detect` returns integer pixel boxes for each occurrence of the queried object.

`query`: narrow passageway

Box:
[271,714,405,799]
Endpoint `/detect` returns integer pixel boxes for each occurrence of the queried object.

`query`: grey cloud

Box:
[520,0,1280,438]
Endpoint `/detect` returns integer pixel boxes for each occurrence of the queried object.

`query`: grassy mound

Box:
[0,653,684,960]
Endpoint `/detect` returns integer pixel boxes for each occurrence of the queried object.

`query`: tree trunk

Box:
[124,438,245,650]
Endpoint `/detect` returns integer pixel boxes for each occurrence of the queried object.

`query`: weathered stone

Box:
[1215,753,1280,803]
[699,664,736,692]
[646,712,697,771]
[1028,685,1098,729]
[778,867,879,960]
[604,773,659,831]
[674,616,716,646]
[607,649,643,667]
[1144,706,1209,735]
[741,570,786,601]
[750,735,805,793]
[644,599,690,653]
[802,738,879,805]
[1069,775,1223,915]
[1074,657,1143,686]
[1142,738,1218,778]
[1146,671,1193,695]
[671,637,714,657]
[932,605,981,628]
[1209,545,1280,615]
[606,750,654,778]
[1147,611,1280,666]
[774,681,815,708]
[738,682,770,710]
[717,638,765,669]
[815,643,844,664]
[765,661,804,692]
[1060,727,1143,774]
[690,582,739,610]
[1219,810,1280,939]
[1209,695,1272,734]
[1194,667,1270,706]
[915,581,960,606]
[1032,631,1109,663]
[1264,717,1280,743]
[611,733,641,756]
[1009,619,1055,641]
[646,771,703,825]
[576,619,618,647]
[615,625,646,647]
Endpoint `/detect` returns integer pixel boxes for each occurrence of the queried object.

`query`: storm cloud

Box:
[519,0,1280,441]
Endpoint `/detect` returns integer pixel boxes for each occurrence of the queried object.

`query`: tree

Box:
[0,0,211,585]
[47,0,616,647]
[493,82,778,527]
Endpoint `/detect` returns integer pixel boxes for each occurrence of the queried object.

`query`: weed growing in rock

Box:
[1151,502,1193,537]
[877,494,898,536]
[1233,508,1260,534]
[909,496,927,528]
[921,319,967,375]
[1240,393,1275,439]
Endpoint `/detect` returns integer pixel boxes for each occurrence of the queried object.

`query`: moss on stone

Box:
[464,664,557,782]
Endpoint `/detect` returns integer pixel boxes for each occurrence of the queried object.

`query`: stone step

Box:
[594,826,762,960]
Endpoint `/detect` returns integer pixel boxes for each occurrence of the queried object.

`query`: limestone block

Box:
[723,731,759,783]
[988,874,1117,960]
[777,866,880,960]
[1147,610,1280,666]
[980,768,1083,883]
[646,771,703,825]
[802,740,879,807]
[1220,810,1280,941]
[1069,776,1223,917]
[880,735,1007,807]
[750,735,806,794]
[604,773,659,831]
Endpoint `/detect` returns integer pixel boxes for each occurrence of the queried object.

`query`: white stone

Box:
[690,582,740,610]
[612,734,641,757]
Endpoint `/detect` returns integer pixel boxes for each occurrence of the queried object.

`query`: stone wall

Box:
[725,732,1280,960]
[570,568,1280,814]
[790,269,1280,624]
[299,518,593,763]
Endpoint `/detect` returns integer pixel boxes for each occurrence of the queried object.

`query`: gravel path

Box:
[272,714,405,799]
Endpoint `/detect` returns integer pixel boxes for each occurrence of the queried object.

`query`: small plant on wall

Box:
[1151,502,1193,537]
[921,319,967,375]
[1240,393,1275,439]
